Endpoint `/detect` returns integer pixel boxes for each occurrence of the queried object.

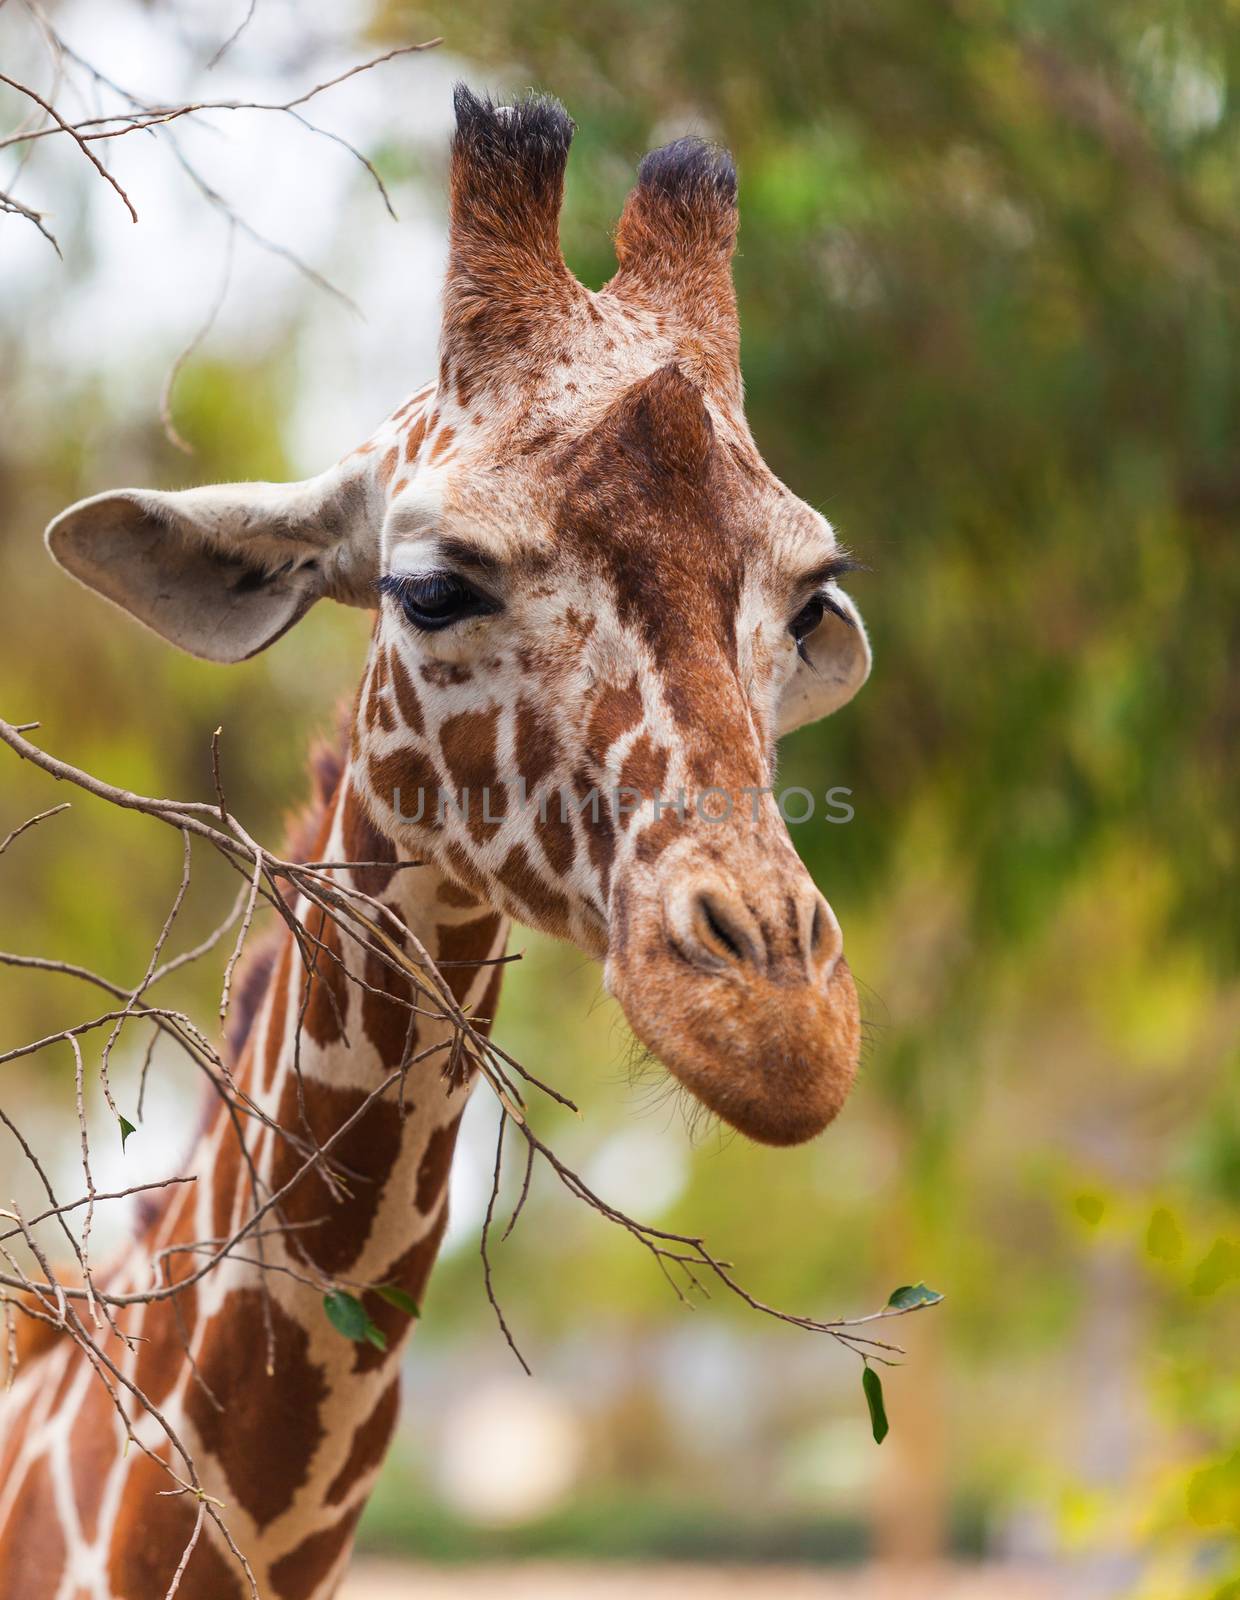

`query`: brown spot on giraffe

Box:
[268,1506,362,1599]
[387,646,426,737]
[515,695,561,792]
[368,667,396,735]
[326,1377,401,1506]
[361,934,417,1067]
[535,802,576,876]
[369,745,440,830]
[586,675,644,765]
[68,1370,117,1542]
[262,938,293,1091]
[0,1458,63,1598]
[6,1292,66,1366]
[269,1076,403,1276]
[342,779,397,896]
[439,705,500,796]
[634,808,688,864]
[496,842,570,924]
[421,659,472,688]
[134,1259,198,1409]
[435,913,502,1007]
[108,1452,246,1599]
[403,413,427,463]
[575,767,617,893]
[352,1204,450,1374]
[210,1122,243,1246]
[302,904,350,1048]
[563,605,596,644]
[416,1114,464,1212]
[186,1289,327,1531]
[619,731,669,808]
[437,875,481,908]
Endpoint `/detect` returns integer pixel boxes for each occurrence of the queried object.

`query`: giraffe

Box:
[0,86,871,1598]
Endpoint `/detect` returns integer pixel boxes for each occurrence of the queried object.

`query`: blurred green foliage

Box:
[1,0,1237,1590]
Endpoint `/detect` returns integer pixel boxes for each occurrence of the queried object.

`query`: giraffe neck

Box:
[0,749,510,1600]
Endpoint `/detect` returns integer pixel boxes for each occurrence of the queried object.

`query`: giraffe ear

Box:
[777,585,871,737]
[45,469,379,664]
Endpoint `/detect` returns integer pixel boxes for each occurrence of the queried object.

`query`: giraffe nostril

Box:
[808,893,843,975]
[691,891,762,971]
[810,899,827,956]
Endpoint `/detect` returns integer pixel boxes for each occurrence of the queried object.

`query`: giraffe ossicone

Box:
[4,83,871,1598]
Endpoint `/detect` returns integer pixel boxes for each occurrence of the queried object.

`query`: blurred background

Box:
[0,1,1236,1596]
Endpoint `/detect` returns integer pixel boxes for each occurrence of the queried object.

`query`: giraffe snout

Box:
[606,857,861,1146]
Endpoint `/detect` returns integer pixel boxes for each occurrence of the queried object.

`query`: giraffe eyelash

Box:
[794,551,866,593]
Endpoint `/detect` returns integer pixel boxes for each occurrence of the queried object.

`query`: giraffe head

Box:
[46,88,870,1146]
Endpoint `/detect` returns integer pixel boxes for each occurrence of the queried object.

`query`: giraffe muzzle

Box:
[606,858,861,1146]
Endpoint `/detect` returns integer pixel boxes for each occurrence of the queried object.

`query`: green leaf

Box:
[1146,1206,1182,1264]
[862,1364,889,1445]
[325,1291,392,1352]
[118,1115,137,1152]
[1074,1193,1106,1226]
[373,1284,420,1318]
[1191,1238,1240,1297]
[887,1282,943,1310]
[323,1291,369,1343]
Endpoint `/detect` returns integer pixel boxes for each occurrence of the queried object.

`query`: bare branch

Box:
[0,710,941,1590]
[205,0,258,72]
[0,67,139,221]
[481,1111,530,1374]
[159,219,235,454]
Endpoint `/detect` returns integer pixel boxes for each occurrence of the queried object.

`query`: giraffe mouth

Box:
[605,870,862,1146]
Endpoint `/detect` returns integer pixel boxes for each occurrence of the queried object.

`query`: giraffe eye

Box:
[790,591,854,662]
[378,571,499,632]
[790,595,826,661]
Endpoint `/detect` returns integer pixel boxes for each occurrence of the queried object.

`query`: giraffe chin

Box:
[608,947,862,1147]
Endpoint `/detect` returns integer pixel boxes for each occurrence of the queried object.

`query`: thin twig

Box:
[205,0,258,71]
[0,801,69,855]
[480,1111,530,1375]
[159,219,235,454]
[0,67,138,221]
